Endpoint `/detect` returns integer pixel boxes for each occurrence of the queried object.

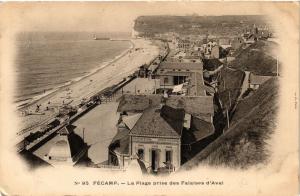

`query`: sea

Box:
[15,32,132,106]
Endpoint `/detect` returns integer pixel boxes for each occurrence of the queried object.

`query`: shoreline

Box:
[16,39,134,110]
[17,38,160,132]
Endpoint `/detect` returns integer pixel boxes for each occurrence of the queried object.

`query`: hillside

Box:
[134,15,269,36]
[182,78,279,170]
[229,40,279,76]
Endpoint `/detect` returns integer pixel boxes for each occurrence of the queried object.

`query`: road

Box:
[237,71,250,101]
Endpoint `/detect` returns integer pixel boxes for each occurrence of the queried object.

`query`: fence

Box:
[90,164,125,171]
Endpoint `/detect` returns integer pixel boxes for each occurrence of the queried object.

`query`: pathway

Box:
[237,71,250,101]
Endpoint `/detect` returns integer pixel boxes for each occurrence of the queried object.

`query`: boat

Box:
[93,34,110,40]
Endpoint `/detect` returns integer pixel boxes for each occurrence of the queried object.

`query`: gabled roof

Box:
[158,62,203,70]
[130,105,185,138]
[122,113,143,130]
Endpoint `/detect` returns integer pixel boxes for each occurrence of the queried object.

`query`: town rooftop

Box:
[159,62,203,70]
[130,105,185,138]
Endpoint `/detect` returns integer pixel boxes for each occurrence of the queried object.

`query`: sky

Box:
[0,2,288,33]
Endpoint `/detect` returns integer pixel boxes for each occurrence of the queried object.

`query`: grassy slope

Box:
[229,41,279,76]
[182,78,279,170]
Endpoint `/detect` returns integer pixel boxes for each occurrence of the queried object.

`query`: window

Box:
[164,77,169,84]
[165,150,172,164]
[137,149,144,160]
[173,76,186,85]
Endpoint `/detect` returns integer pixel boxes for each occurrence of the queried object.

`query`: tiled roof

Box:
[122,113,143,130]
[118,95,214,116]
[130,105,185,138]
[158,62,203,70]
[166,96,214,115]
[117,94,162,113]
[182,72,206,96]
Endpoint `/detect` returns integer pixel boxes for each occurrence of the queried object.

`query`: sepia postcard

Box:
[0,2,299,195]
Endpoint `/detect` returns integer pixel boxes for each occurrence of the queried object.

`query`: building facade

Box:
[155,62,206,96]
[129,106,184,173]
[130,135,181,172]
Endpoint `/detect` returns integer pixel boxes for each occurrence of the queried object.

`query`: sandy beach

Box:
[17,38,159,135]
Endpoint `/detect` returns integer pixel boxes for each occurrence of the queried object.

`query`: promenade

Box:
[17,38,159,135]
